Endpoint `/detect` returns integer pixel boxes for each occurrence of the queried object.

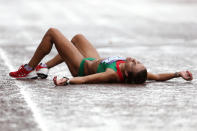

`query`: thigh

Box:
[50,28,84,76]
[71,34,100,59]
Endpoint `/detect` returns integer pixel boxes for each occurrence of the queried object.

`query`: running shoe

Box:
[36,63,49,79]
[9,65,37,79]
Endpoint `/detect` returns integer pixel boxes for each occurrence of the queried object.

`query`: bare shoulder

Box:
[105,68,121,83]
[147,72,158,80]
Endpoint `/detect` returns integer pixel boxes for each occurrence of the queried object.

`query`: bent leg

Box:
[71,34,100,59]
[45,34,100,69]
[28,30,53,68]
[28,28,84,76]
[46,54,63,69]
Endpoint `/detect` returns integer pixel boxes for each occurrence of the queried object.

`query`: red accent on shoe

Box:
[35,63,49,79]
[35,63,47,71]
[9,65,35,78]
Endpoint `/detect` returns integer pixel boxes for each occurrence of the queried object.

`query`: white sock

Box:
[24,64,33,71]
[41,63,48,68]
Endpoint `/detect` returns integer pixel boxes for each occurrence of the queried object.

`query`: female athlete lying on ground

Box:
[9,28,193,86]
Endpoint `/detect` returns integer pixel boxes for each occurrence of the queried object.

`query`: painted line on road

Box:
[0,48,48,131]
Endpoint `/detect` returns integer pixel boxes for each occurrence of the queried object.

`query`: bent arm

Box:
[147,71,193,81]
[69,71,116,84]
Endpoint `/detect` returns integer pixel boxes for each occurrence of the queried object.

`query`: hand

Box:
[53,76,68,86]
[179,71,193,81]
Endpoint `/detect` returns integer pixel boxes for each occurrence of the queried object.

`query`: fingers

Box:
[53,76,57,85]
[186,71,193,80]
[53,76,68,86]
[182,70,193,81]
[180,71,192,81]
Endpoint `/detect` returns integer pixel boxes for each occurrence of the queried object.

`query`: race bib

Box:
[101,56,126,64]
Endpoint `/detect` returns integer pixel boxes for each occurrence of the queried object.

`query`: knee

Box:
[46,27,59,36]
[46,27,62,43]
[71,34,84,43]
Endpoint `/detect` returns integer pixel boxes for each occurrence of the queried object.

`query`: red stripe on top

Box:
[116,60,125,82]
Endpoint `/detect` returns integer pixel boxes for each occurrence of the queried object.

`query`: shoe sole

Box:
[15,76,38,80]
[37,73,48,79]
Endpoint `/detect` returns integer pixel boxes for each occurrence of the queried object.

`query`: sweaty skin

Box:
[54,57,193,86]
[53,57,148,86]
[83,58,104,75]
[8,28,193,86]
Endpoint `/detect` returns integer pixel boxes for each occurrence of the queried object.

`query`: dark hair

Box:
[126,69,147,84]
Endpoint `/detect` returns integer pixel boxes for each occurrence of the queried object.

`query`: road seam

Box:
[0,48,48,131]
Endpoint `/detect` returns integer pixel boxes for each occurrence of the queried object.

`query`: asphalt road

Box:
[0,0,197,131]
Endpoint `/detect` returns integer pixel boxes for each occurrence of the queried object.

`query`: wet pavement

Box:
[0,0,197,131]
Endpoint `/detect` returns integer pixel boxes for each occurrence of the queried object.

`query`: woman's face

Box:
[124,57,146,77]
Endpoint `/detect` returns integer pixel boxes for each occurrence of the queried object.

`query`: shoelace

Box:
[15,66,27,76]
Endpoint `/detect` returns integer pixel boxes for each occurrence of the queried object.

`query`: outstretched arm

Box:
[53,70,117,86]
[147,71,193,81]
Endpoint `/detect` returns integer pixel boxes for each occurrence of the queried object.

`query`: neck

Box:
[119,63,126,78]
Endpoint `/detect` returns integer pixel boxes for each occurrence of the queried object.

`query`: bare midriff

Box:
[83,58,104,75]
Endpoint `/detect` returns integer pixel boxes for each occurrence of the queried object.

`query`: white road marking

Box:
[0,48,48,131]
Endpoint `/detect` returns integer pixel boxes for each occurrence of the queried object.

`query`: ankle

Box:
[24,64,33,71]
[41,63,48,68]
